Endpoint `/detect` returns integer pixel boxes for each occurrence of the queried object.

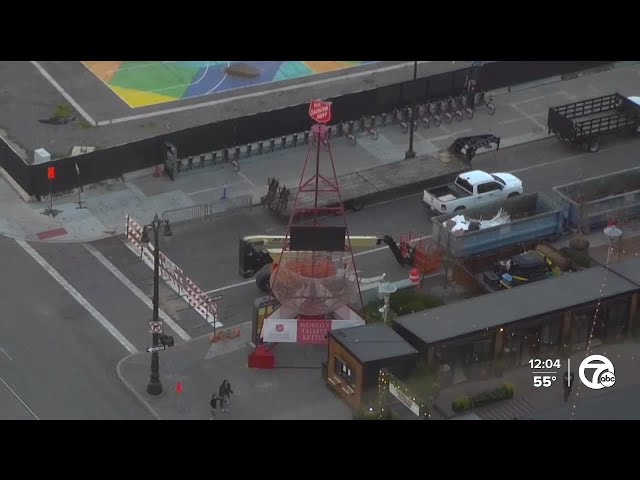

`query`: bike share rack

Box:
[161,91,495,181]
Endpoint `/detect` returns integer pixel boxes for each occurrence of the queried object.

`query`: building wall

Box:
[416,292,637,383]
[327,338,364,410]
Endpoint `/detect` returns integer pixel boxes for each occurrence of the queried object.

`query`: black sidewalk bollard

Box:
[176,159,182,173]
[187,156,193,170]
[269,139,275,152]
[382,113,387,126]
[246,144,252,157]
[223,148,229,163]
[370,115,376,128]
[292,133,298,147]
[280,136,287,149]
[199,154,205,168]
[211,151,218,165]
[348,120,354,134]
[337,122,344,136]
[234,146,241,161]
[304,131,309,144]
[258,141,264,155]
[359,117,366,132]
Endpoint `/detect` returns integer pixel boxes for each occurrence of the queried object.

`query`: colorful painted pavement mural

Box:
[83,61,377,108]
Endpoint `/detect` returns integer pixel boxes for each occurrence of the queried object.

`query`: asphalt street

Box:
[0,236,153,419]
[110,135,640,330]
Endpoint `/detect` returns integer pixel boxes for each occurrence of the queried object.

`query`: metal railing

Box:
[161,194,252,225]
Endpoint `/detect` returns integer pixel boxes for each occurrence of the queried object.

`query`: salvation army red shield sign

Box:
[309,100,333,124]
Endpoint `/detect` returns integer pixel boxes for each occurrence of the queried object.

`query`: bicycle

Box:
[356,116,379,141]
[475,91,496,115]
[342,121,357,145]
[460,94,474,120]
[393,108,409,133]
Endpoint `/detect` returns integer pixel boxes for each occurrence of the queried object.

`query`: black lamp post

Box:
[405,61,418,159]
[141,213,173,396]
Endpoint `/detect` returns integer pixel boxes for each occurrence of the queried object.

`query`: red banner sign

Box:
[297,318,332,345]
[309,100,333,124]
[47,167,56,180]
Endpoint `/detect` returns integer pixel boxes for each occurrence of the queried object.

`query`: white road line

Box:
[100,61,431,126]
[509,103,547,131]
[31,61,97,127]
[15,239,138,354]
[510,144,619,173]
[202,234,433,294]
[83,244,191,341]
[0,375,39,420]
[0,346,13,361]
[237,171,256,187]
[187,181,243,196]
[204,279,255,295]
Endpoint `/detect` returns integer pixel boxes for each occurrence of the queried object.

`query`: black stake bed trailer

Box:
[547,93,640,152]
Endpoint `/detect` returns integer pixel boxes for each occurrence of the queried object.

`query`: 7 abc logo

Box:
[578,354,616,390]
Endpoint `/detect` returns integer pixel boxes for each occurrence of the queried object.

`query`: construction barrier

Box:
[124,214,219,325]
[161,194,253,225]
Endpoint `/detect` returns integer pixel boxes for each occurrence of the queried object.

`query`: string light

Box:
[570,242,613,420]
[376,368,429,419]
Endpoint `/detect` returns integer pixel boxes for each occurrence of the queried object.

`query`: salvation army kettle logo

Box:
[578,354,616,390]
[275,324,284,333]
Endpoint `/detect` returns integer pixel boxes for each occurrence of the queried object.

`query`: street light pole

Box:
[405,60,418,160]
[147,215,163,396]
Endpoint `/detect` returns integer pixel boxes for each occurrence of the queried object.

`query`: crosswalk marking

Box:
[83,244,191,341]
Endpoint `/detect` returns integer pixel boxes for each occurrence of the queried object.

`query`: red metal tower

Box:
[248,101,366,368]
[269,122,365,312]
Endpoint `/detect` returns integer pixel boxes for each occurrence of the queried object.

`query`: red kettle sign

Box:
[309,100,333,124]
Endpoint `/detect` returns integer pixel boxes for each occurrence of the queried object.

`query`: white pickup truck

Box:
[423,170,524,214]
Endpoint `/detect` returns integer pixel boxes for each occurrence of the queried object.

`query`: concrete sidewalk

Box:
[1,62,639,243]
[117,322,352,420]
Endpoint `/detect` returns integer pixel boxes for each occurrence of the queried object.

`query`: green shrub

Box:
[53,104,74,120]
[353,407,379,420]
[362,302,397,324]
[502,383,515,398]
[363,289,443,323]
[389,290,444,315]
[471,383,515,408]
[452,395,472,412]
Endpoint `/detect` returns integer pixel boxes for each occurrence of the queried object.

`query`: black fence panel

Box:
[165,119,236,158]
[331,90,376,122]
[427,71,458,99]
[401,78,424,104]
[29,136,162,197]
[238,104,310,143]
[0,138,30,194]
[477,61,613,91]
[374,84,404,114]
